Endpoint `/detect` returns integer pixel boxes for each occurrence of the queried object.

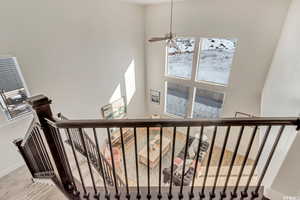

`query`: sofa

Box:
[163,135,209,186]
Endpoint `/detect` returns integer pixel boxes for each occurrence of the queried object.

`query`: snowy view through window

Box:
[166,82,189,117]
[166,38,235,118]
[167,38,195,79]
[197,38,237,85]
[193,88,224,118]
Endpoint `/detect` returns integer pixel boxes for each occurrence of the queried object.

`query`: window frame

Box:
[163,37,229,118]
[0,56,30,95]
[0,56,31,120]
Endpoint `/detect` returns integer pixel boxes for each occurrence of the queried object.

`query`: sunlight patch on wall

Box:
[109,84,122,103]
[125,60,136,105]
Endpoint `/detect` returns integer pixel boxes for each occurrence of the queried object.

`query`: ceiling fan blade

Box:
[148,36,170,42]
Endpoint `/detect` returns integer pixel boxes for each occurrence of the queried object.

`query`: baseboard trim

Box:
[0,163,24,179]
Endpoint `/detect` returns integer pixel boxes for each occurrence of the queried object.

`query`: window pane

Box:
[197,38,237,85]
[167,38,195,79]
[0,89,30,119]
[193,88,224,118]
[0,58,30,119]
[166,82,189,117]
[0,58,24,92]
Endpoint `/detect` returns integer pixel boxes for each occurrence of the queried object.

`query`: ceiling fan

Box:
[148,0,177,46]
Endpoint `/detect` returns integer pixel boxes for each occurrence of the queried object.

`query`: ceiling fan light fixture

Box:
[167,38,177,48]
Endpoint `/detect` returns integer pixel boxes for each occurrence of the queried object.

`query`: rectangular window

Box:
[166,82,189,117]
[193,88,224,118]
[167,38,195,79]
[163,37,237,118]
[0,57,30,120]
[196,38,236,85]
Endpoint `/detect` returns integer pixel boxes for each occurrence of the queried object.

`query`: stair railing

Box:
[14,120,54,179]
[16,94,300,200]
[57,113,125,188]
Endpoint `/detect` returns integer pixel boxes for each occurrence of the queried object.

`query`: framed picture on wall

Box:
[101,97,127,119]
[235,112,255,118]
[150,89,160,105]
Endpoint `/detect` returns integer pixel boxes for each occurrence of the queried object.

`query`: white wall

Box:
[0,0,146,120]
[0,0,146,177]
[0,115,33,177]
[145,0,290,155]
[261,0,300,197]
[145,0,290,118]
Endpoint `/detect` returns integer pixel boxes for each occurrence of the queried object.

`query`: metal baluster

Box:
[66,128,88,198]
[134,127,141,199]
[106,128,120,199]
[25,144,39,174]
[73,129,81,150]
[88,136,97,164]
[110,164,116,187]
[221,126,245,198]
[30,137,43,172]
[190,126,204,199]
[76,130,83,154]
[201,126,217,198]
[92,143,98,164]
[109,163,116,187]
[79,128,99,199]
[243,126,271,196]
[89,136,97,163]
[179,126,190,199]
[84,134,91,157]
[158,127,163,199]
[253,125,285,197]
[28,136,39,173]
[120,128,130,199]
[103,160,111,185]
[85,135,91,157]
[31,133,47,172]
[104,160,112,185]
[93,128,109,198]
[211,126,231,198]
[35,127,54,172]
[32,129,48,172]
[147,127,151,199]
[86,136,94,158]
[168,127,177,199]
[101,158,108,182]
[50,126,73,186]
[72,129,79,147]
[35,127,53,172]
[56,128,80,196]
[233,126,258,197]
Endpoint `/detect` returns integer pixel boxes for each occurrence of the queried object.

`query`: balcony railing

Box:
[14,95,300,200]
[14,120,54,179]
[58,114,126,188]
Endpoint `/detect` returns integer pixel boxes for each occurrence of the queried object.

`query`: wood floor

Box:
[0,166,67,200]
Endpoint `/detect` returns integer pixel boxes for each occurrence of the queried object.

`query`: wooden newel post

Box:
[27,94,73,191]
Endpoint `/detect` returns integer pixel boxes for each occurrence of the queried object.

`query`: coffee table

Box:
[138,135,171,168]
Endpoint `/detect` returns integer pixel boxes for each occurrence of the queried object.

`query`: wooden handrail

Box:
[54,117,300,128]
